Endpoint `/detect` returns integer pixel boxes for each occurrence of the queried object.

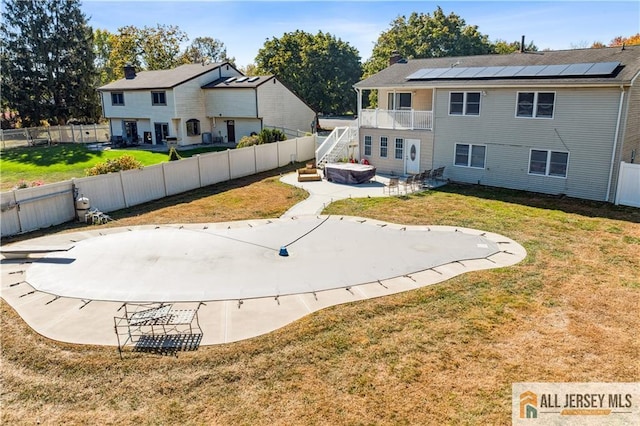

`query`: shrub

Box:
[85,155,143,176]
[237,135,260,148]
[258,128,287,144]
[168,146,182,161]
[237,129,287,148]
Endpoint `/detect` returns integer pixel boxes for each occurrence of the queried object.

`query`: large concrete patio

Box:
[0,172,526,348]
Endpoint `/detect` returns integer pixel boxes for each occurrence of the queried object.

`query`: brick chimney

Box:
[389,51,402,66]
[124,64,136,79]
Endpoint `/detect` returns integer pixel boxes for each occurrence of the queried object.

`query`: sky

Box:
[82,1,640,68]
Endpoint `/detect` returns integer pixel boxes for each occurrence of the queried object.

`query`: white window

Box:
[151,91,167,106]
[517,92,555,118]
[111,92,124,106]
[186,119,200,136]
[455,143,486,168]
[380,136,388,158]
[449,92,481,116]
[364,135,372,156]
[529,149,568,177]
[395,138,404,159]
[388,92,412,110]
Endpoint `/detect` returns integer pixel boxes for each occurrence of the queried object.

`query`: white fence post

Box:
[119,171,129,208]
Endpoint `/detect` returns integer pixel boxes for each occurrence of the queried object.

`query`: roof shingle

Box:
[98,63,226,90]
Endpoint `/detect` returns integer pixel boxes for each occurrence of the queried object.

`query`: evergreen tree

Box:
[1,0,99,125]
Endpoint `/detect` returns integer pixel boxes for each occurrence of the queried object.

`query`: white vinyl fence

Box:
[615,161,640,208]
[1,136,315,237]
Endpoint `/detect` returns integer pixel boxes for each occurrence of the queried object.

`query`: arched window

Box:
[186,119,200,136]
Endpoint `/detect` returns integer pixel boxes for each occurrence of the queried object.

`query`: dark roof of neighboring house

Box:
[98,63,232,90]
[201,75,275,89]
[355,46,640,89]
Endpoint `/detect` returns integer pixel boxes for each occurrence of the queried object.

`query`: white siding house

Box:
[353,46,640,203]
[202,75,316,141]
[98,63,315,146]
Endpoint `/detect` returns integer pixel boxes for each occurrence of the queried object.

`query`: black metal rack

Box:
[114,302,204,358]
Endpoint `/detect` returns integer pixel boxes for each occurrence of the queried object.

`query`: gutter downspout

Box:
[355,87,362,129]
[255,87,260,130]
[605,86,625,202]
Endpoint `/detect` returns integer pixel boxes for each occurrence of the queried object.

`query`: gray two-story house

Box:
[352,46,640,202]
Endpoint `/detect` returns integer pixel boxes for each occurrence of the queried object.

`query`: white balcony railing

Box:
[360,109,433,130]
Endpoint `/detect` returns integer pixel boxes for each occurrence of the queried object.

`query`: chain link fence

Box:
[1,124,111,150]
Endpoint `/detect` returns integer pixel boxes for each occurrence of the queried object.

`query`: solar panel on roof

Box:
[514,65,548,77]
[406,69,427,79]
[405,61,620,80]
[434,68,460,78]
[225,77,236,83]
[416,68,438,78]
[248,76,260,82]
[560,63,594,76]
[455,67,486,78]
[236,76,249,82]
[430,68,454,78]
[408,68,451,79]
[472,66,507,78]
[494,66,524,77]
[535,64,570,76]
[584,61,620,75]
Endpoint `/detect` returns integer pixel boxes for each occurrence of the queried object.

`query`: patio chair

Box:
[402,175,414,194]
[432,167,445,182]
[420,169,432,188]
[384,177,400,195]
[412,172,425,191]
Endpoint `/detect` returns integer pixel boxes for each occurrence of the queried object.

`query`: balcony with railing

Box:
[360,109,433,131]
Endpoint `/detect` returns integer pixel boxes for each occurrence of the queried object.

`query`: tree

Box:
[104,24,188,80]
[363,7,493,78]
[609,33,640,47]
[1,0,99,125]
[181,37,233,64]
[94,28,117,86]
[256,30,362,115]
[492,39,538,54]
[103,26,233,80]
[107,25,143,80]
[139,24,188,70]
[241,63,259,76]
[590,33,639,49]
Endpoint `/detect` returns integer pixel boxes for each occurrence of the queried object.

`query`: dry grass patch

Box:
[2,182,639,424]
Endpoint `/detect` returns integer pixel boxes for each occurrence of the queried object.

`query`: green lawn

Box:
[1,178,638,425]
[0,144,228,191]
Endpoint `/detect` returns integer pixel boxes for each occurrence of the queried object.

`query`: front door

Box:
[405,139,420,174]
[226,120,235,143]
[154,123,169,144]
[124,121,138,143]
